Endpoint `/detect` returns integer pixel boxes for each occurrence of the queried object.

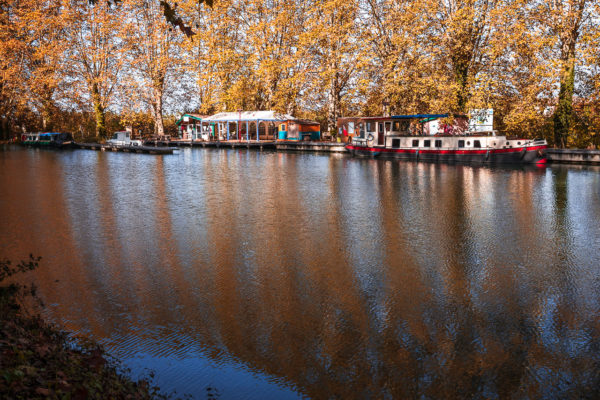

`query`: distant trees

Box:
[0,0,599,147]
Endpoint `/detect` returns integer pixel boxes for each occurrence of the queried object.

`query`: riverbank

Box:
[0,258,162,399]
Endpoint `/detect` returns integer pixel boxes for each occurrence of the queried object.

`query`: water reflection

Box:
[1,147,599,398]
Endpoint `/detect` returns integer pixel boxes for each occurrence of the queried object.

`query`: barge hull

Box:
[346,145,547,164]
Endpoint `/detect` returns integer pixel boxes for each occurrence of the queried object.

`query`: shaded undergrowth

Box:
[0,255,164,399]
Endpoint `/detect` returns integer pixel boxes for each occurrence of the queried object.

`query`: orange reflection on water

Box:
[1,148,599,398]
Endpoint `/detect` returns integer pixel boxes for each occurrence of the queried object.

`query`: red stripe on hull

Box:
[346,144,547,164]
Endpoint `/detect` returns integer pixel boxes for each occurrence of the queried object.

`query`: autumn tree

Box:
[0,0,27,139]
[302,0,359,135]
[61,0,124,139]
[122,0,182,137]
[528,0,598,147]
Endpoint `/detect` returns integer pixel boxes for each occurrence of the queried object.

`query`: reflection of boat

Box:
[340,115,547,164]
[22,132,74,149]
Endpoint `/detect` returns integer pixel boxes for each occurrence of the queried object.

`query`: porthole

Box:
[517,141,521,145]
[467,141,471,146]
[506,142,509,145]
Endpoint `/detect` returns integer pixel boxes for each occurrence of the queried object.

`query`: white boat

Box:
[340,114,547,164]
[107,131,142,147]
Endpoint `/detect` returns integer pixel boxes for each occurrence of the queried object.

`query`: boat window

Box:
[378,123,383,133]
[423,140,431,147]
[517,141,521,145]
[458,140,465,148]
[466,141,470,146]
[435,139,442,148]
[126,133,130,138]
[359,123,365,138]
[393,121,401,132]
[112,133,118,139]
[392,139,400,148]
[412,140,419,147]
[474,140,481,148]
[348,122,354,134]
[385,122,391,132]
[366,122,375,132]
[506,141,509,145]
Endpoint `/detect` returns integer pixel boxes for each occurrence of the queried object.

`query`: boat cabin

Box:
[107,131,142,146]
[338,114,469,145]
[278,119,321,141]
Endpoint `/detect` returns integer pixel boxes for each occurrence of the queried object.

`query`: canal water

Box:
[1,146,599,399]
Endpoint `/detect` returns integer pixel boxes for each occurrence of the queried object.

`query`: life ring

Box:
[366,133,374,147]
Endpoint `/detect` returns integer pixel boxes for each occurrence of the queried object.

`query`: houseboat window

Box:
[435,139,442,148]
[458,140,465,148]
[412,140,419,147]
[393,121,401,131]
[126,133,130,138]
[392,139,400,148]
[474,140,481,148]
[506,141,509,145]
[517,141,521,145]
[366,122,375,132]
[348,122,354,134]
[378,123,383,133]
[424,140,431,147]
[385,122,391,132]
[359,123,365,138]
[281,124,286,131]
[112,133,118,139]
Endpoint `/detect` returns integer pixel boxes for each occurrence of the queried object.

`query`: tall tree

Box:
[303,0,359,134]
[528,0,596,147]
[62,0,124,139]
[20,0,67,131]
[0,0,27,139]
[123,0,181,137]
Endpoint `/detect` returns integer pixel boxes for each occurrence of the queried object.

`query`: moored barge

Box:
[22,132,75,149]
[339,114,547,164]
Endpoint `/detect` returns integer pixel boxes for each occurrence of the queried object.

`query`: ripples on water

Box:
[1,146,600,399]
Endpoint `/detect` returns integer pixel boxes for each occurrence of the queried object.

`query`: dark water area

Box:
[1,145,600,399]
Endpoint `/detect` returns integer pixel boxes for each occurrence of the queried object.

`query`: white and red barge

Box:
[339,114,547,164]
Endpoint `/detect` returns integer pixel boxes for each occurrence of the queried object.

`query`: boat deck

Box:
[76,142,177,154]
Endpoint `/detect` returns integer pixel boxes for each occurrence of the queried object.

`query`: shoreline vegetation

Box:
[0,256,163,400]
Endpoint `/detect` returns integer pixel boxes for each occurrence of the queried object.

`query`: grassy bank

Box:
[0,256,162,399]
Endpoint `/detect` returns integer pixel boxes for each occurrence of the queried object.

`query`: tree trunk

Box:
[0,117,7,141]
[553,57,575,148]
[453,58,470,113]
[92,83,106,139]
[153,86,165,137]
[327,64,340,136]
